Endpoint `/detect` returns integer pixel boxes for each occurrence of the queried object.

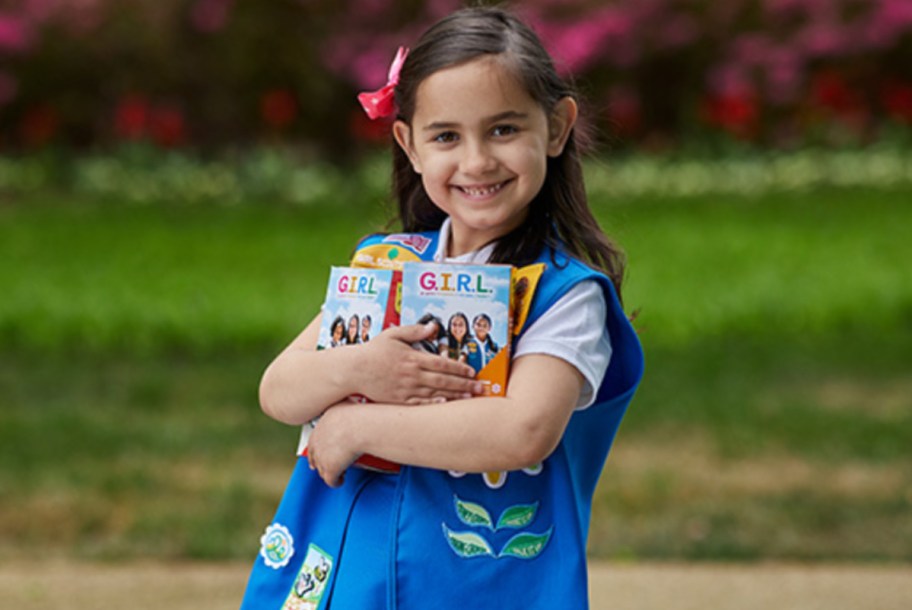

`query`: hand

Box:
[354,322,482,404]
[306,403,361,488]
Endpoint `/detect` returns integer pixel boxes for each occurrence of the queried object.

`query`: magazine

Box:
[298,266,402,472]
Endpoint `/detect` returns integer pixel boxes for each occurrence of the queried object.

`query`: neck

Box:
[446,226,497,258]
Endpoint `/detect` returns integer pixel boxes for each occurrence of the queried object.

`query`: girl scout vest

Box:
[241,232,644,610]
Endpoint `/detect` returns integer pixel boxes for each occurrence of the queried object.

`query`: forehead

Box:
[413,56,541,123]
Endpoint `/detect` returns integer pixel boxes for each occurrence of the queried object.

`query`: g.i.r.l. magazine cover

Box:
[400,262,513,397]
[298,266,402,472]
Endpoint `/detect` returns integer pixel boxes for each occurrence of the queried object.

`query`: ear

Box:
[393,120,422,174]
[547,97,578,157]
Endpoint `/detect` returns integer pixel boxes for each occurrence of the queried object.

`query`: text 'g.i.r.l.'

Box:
[418,271,491,294]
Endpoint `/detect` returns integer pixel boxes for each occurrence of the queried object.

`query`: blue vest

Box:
[241,232,644,609]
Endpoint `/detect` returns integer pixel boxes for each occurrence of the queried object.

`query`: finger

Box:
[323,467,344,488]
[419,353,476,378]
[420,371,483,395]
[405,395,448,405]
[385,322,438,343]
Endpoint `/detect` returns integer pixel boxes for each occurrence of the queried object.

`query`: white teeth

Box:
[460,183,504,197]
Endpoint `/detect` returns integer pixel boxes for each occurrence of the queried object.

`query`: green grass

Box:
[1,183,910,561]
[612,188,912,345]
[0,198,390,355]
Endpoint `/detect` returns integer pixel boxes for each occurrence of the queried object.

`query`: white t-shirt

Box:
[434,219,612,409]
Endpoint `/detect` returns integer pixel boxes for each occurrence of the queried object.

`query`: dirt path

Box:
[1,560,910,609]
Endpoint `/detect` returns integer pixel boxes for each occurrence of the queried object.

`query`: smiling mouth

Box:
[455,181,510,198]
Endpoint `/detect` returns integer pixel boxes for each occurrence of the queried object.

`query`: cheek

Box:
[521,148,548,181]
[418,160,456,207]
[419,155,453,183]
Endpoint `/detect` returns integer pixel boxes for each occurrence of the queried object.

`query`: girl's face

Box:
[449,315,467,341]
[332,322,343,341]
[473,317,490,340]
[394,56,576,256]
[348,317,358,337]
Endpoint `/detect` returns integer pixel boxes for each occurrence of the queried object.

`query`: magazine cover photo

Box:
[400,262,513,396]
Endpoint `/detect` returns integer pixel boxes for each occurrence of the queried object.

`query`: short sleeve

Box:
[513,280,612,409]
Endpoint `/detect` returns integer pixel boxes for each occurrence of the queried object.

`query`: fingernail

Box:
[474,382,484,394]
[433,396,447,404]
[461,393,472,399]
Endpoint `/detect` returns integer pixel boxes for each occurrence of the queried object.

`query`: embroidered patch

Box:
[496,502,539,531]
[442,524,496,558]
[498,528,553,559]
[260,523,295,569]
[442,524,553,560]
[281,544,334,610]
[482,471,507,489]
[384,233,432,254]
[450,463,544,489]
[445,496,552,560]
[454,496,538,532]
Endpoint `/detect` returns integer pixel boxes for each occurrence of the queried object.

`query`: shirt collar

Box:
[433,217,497,264]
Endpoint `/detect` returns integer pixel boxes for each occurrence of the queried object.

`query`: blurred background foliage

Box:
[2,0,912,158]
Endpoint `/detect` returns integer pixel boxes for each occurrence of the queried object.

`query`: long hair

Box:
[472,313,497,350]
[345,314,360,344]
[446,312,472,351]
[391,6,626,300]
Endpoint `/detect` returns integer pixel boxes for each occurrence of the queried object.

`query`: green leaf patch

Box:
[442,524,495,559]
[454,496,494,529]
[498,527,553,559]
[496,502,538,530]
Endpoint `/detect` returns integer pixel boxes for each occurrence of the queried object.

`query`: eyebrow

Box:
[422,111,529,131]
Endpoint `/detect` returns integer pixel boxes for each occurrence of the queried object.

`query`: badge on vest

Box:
[260,523,295,569]
[282,543,334,610]
[443,495,553,560]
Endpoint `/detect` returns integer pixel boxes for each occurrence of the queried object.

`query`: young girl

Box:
[360,315,372,343]
[470,312,500,372]
[439,312,471,363]
[328,316,345,348]
[242,7,642,609]
[344,314,360,345]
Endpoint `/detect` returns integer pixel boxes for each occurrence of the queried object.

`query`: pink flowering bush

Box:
[1,0,910,154]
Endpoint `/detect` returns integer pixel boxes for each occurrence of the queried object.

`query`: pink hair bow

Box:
[357,46,409,120]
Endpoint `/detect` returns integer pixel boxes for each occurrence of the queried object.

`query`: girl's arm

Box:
[306,353,585,487]
[259,313,483,425]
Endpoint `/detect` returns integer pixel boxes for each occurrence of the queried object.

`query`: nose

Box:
[460,139,498,176]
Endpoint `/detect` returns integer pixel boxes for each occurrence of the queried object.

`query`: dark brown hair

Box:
[391,6,626,299]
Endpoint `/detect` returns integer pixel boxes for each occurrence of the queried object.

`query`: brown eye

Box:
[491,124,518,137]
[433,131,458,144]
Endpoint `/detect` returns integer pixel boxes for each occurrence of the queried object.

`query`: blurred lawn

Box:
[1,185,910,561]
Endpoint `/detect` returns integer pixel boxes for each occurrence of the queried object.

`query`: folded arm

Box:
[306,353,585,487]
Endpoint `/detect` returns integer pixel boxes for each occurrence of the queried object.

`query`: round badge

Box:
[260,523,295,569]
